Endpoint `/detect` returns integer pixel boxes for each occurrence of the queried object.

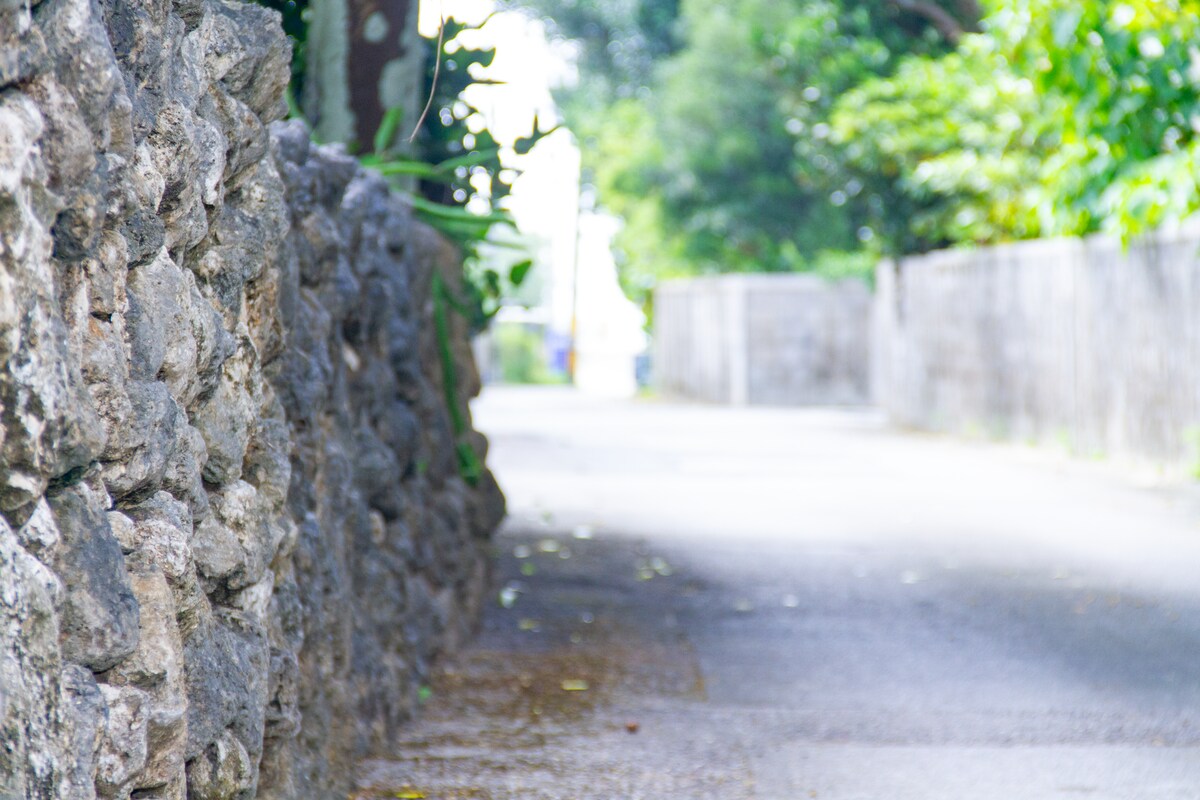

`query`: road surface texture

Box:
[355,386,1200,799]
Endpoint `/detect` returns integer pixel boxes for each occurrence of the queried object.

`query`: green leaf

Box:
[407,194,511,225]
[1051,8,1083,49]
[509,259,533,286]
[374,107,405,155]
[372,160,446,179]
[513,115,561,155]
[483,268,501,297]
[436,146,503,172]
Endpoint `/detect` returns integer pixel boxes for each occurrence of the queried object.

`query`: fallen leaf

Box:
[561,679,589,692]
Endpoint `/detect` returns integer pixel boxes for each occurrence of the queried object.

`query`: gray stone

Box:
[240,410,291,508]
[1,0,503,794]
[203,480,280,593]
[125,251,189,384]
[60,664,103,800]
[94,683,150,798]
[15,497,62,556]
[104,564,188,794]
[96,380,183,500]
[182,612,268,766]
[46,482,139,671]
[121,491,193,584]
[0,515,68,800]
[0,93,107,512]
[186,729,254,800]
[161,423,210,523]
[83,230,130,318]
[191,341,257,487]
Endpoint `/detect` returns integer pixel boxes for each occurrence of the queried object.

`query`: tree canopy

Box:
[519,0,1200,302]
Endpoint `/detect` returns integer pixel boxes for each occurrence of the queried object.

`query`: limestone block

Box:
[105,565,188,793]
[15,497,61,556]
[182,613,268,766]
[240,408,291,509]
[96,380,184,500]
[80,315,129,387]
[0,516,69,800]
[83,230,130,318]
[0,91,106,512]
[191,342,257,487]
[46,483,138,671]
[61,664,104,800]
[124,252,197,390]
[94,684,150,798]
[121,492,194,588]
[186,729,254,800]
[161,423,211,524]
[201,480,286,592]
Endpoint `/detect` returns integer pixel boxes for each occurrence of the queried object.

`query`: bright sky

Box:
[417,0,575,145]
[417,0,579,226]
[418,1,645,387]
[418,0,583,325]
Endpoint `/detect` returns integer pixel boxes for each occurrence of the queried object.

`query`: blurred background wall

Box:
[874,224,1200,469]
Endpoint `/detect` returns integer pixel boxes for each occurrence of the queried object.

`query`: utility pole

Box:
[568,171,582,383]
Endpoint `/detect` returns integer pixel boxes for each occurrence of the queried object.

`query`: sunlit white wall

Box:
[574,212,647,397]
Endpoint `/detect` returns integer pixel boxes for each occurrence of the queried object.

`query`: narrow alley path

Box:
[356,387,1200,799]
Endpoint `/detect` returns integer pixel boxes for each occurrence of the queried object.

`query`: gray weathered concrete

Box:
[654,274,872,406]
[355,386,1200,799]
[875,226,1200,470]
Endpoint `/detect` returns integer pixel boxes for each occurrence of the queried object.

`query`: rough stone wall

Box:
[654,274,872,406]
[874,227,1200,466]
[0,1,504,798]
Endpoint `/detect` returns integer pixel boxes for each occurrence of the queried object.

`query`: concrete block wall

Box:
[654,274,872,406]
[874,226,1200,466]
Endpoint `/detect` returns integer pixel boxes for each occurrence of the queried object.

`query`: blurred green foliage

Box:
[494,324,560,384]
[518,0,972,304]
[841,0,1200,246]
[522,0,1200,300]
[832,34,1047,250]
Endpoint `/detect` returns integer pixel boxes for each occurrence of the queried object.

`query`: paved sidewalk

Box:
[355,387,1200,799]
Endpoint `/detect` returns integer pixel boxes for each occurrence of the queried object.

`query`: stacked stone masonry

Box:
[0,0,504,797]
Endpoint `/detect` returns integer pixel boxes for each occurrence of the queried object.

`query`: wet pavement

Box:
[355,386,1200,799]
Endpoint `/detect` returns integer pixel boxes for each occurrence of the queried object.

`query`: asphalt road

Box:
[356,386,1200,800]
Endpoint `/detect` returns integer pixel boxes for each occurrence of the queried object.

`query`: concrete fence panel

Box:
[654,275,872,405]
[874,227,1200,466]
